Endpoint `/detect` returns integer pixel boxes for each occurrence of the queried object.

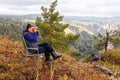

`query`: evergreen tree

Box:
[93,30,120,51]
[36,0,79,52]
[93,33,106,51]
[109,31,120,47]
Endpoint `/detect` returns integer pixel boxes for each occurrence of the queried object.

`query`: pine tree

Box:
[36,0,79,52]
[93,33,106,51]
[93,29,120,51]
[109,31,120,47]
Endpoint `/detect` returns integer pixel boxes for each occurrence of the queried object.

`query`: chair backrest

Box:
[21,36,29,54]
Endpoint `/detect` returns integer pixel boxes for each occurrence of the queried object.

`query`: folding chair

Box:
[21,36,43,57]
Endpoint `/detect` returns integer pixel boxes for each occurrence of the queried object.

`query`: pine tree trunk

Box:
[105,31,109,51]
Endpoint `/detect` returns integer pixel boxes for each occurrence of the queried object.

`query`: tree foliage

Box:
[109,31,120,46]
[0,16,32,41]
[93,33,105,51]
[36,0,79,52]
[93,30,120,51]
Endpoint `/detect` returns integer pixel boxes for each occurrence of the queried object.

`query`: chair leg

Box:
[35,55,43,80]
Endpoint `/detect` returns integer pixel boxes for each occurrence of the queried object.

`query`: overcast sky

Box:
[0,0,120,17]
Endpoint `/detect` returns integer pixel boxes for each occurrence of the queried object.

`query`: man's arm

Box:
[24,32,39,42]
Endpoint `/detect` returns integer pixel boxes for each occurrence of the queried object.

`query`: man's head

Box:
[26,24,34,33]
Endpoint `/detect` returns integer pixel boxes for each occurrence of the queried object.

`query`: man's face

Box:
[28,27,34,33]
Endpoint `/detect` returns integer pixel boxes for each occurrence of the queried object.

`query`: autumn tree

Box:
[93,23,117,51]
[36,0,79,52]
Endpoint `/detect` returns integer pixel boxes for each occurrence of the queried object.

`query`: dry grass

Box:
[0,36,109,80]
[98,49,120,79]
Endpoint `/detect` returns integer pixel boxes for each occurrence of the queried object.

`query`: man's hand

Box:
[33,27,38,32]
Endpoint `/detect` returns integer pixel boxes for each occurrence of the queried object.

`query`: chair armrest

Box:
[27,48,38,50]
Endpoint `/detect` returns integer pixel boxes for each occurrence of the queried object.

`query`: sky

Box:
[0,0,120,17]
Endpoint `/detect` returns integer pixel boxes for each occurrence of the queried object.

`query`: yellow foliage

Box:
[98,49,120,79]
[101,49,120,65]
[58,74,69,80]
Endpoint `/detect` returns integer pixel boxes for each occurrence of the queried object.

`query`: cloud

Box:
[0,0,120,17]
[0,4,41,15]
[57,0,120,17]
[0,0,54,5]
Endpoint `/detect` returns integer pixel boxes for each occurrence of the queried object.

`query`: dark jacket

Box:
[22,30,39,53]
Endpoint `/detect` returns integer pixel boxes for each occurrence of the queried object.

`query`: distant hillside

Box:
[0,15,36,21]
[0,15,120,56]
[17,14,120,22]
[23,14,41,19]
[64,16,120,22]
[64,19,120,56]
[0,15,35,41]
[65,20,120,35]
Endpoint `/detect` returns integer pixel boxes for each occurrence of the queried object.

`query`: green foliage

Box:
[73,39,97,55]
[93,30,120,51]
[71,31,98,58]
[36,0,79,52]
[109,31,120,46]
[93,33,106,50]
[0,16,33,41]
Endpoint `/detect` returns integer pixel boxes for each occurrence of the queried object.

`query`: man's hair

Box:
[26,24,33,30]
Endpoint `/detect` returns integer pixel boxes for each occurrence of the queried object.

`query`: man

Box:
[22,24,62,62]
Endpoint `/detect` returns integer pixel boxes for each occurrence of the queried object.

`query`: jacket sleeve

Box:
[24,32,39,42]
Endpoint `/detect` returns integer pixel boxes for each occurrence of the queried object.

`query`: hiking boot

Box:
[51,52,62,60]
[54,55,62,60]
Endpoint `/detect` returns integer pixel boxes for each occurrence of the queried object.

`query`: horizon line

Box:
[0,14,119,18]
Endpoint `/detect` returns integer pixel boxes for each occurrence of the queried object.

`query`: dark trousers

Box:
[38,42,54,58]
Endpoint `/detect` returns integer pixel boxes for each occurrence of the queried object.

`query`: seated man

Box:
[22,24,62,62]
